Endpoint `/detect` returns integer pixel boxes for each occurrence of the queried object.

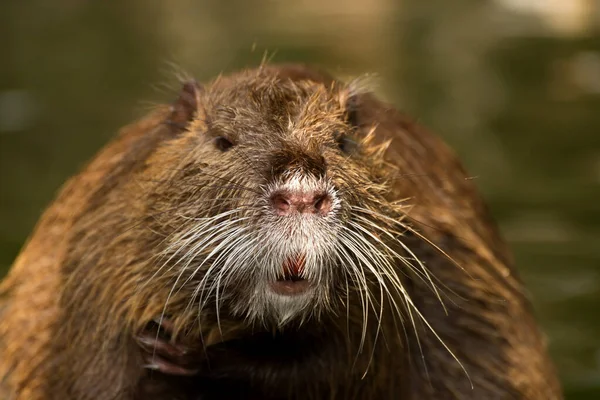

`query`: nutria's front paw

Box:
[136,317,201,376]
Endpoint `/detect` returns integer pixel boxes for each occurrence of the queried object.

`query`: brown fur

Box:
[0,64,562,399]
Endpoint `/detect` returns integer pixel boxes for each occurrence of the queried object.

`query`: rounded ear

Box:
[344,93,360,128]
[166,80,204,132]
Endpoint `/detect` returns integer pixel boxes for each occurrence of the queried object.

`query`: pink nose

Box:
[271,191,333,216]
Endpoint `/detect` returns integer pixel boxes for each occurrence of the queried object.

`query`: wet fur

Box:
[0,64,562,399]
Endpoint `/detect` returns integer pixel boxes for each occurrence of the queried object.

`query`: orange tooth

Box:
[283,254,306,276]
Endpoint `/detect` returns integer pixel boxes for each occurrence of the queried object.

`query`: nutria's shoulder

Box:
[0,106,178,398]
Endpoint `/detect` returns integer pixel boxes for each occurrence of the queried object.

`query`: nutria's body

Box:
[0,64,561,399]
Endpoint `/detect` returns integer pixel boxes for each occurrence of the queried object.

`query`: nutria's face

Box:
[148,73,397,328]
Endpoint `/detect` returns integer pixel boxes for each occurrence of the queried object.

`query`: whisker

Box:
[340,216,471,386]
[348,218,447,313]
[351,206,470,277]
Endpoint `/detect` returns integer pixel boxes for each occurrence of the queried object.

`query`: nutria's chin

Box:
[0,63,562,400]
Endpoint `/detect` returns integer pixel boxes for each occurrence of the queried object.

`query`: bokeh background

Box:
[1,0,599,398]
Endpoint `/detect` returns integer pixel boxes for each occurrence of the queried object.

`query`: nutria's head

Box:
[132,66,407,334]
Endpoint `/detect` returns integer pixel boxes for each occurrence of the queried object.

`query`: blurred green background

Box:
[1,0,598,398]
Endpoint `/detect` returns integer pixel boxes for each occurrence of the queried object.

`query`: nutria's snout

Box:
[270,190,333,216]
[263,177,338,298]
[266,174,339,218]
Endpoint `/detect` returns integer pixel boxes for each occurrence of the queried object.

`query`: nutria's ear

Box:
[337,88,362,130]
[339,75,377,128]
[344,93,360,127]
[167,80,204,131]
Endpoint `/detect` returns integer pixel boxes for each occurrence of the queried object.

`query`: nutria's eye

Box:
[338,135,358,154]
[214,136,234,152]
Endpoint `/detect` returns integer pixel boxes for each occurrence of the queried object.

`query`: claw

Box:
[142,355,199,376]
[137,332,189,358]
[135,317,201,376]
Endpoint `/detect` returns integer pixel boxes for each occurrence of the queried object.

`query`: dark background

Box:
[1,1,599,398]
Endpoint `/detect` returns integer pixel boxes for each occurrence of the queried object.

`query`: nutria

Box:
[0,64,562,399]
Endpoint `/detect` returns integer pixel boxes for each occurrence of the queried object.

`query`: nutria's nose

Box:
[271,191,333,216]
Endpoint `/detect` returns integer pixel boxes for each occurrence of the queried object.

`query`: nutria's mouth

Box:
[269,254,311,296]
